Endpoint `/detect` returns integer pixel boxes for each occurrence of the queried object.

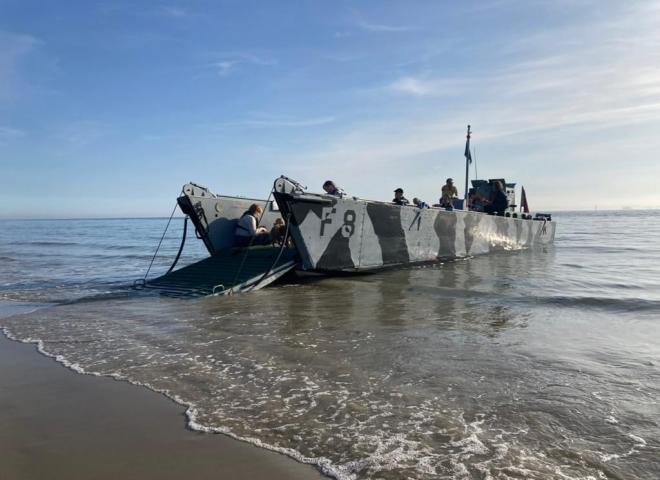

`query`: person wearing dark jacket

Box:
[392,188,409,206]
[484,181,508,215]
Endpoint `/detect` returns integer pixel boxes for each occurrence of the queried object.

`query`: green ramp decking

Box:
[143,246,298,297]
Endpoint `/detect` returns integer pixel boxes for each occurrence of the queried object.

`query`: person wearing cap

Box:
[413,197,429,209]
[392,188,409,206]
[322,180,345,198]
[440,178,458,208]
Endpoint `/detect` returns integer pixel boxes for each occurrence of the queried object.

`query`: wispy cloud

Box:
[212,60,239,77]
[389,77,433,96]
[51,120,108,150]
[351,10,414,33]
[0,126,26,145]
[200,52,277,77]
[0,126,26,138]
[208,113,336,129]
[355,18,414,33]
[385,76,466,98]
[278,2,660,208]
[159,6,188,18]
[333,31,352,39]
[323,52,365,63]
[384,3,660,137]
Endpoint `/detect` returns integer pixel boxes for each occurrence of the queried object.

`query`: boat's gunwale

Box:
[185,193,273,204]
[274,189,551,223]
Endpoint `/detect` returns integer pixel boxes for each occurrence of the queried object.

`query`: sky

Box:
[2,0,660,218]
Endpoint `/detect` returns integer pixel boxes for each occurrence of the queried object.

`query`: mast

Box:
[464,125,472,206]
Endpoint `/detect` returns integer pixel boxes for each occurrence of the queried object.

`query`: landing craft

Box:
[271,177,554,272]
[139,177,554,296]
[139,127,556,295]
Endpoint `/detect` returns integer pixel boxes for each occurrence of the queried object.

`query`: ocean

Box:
[1,211,659,479]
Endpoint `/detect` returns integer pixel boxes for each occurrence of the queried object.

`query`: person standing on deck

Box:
[235,204,270,247]
[483,181,509,215]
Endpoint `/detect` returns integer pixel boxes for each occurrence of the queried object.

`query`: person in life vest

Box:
[235,204,270,247]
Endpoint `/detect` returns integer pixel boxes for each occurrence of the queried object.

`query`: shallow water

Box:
[1,212,659,479]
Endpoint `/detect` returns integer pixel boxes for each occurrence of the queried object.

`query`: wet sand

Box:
[0,333,325,480]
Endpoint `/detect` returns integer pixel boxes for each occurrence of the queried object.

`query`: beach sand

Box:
[0,332,325,480]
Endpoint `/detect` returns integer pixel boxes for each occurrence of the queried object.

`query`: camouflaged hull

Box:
[273,177,556,272]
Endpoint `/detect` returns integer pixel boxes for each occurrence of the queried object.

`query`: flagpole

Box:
[464,125,471,206]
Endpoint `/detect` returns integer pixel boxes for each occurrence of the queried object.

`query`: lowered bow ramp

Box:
[143,246,298,297]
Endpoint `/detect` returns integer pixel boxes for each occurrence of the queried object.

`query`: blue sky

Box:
[2,0,660,218]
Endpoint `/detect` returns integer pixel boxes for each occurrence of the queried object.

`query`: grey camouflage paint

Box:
[273,176,556,272]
